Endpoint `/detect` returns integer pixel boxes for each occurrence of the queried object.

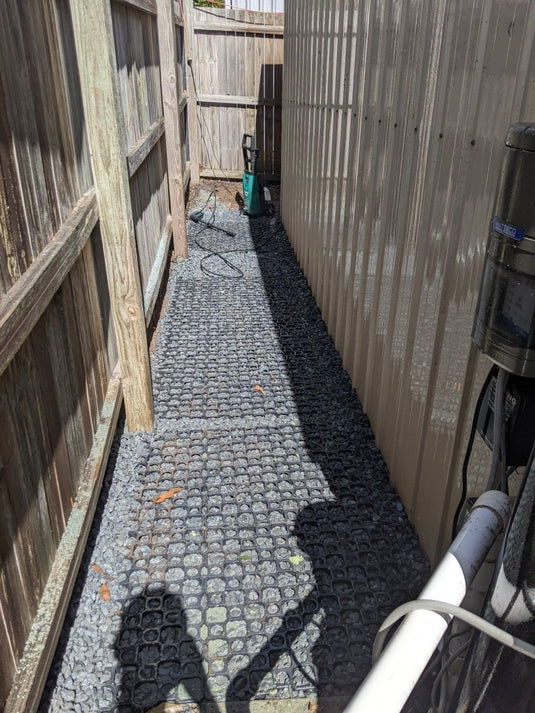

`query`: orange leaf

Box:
[92,563,106,576]
[99,583,111,602]
[253,384,265,396]
[153,487,183,504]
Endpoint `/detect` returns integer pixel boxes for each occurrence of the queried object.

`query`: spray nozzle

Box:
[189,210,204,222]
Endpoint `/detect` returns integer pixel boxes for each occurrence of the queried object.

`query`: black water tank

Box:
[472,123,535,376]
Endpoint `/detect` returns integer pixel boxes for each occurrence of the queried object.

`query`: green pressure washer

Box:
[242,133,262,217]
[241,133,275,218]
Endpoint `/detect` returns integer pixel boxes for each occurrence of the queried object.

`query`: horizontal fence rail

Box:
[281,0,535,561]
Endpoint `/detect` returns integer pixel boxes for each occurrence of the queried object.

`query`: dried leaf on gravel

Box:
[99,583,111,602]
[92,563,114,581]
[153,487,183,504]
[92,563,110,577]
[253,384,265,396]
[289,554,304,566]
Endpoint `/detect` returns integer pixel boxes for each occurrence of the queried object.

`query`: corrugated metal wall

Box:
[281,0,535,560]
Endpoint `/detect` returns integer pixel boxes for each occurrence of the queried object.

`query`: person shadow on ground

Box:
[115,584,218,713]
[226,496,422,713]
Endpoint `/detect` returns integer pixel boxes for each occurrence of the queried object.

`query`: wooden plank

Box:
[194,21,283,35]
[0,69,30,293]
[29,320,75,540]
[129,143,150,293]
[80,237,113,394]
[44,285,93,493]
[197,93,281,106]
[66,258,106,437]
[4,370,123,713]
[183,162,191,189]
[0,1,55,257]
[0,360,51,669]
[71,0,154,431]
[115,0,157,15]
[184,0,200,183]
[156,0,188,258]
[129,136,169,293]
[144,214,173,324]
[126,4,148,143]
[19,1,73,226]
[112,3,136,149]
[88,225,119,373]
[42,0,85,203]
[50,0,93,194]
[200,168,247,180]
[147,12,163,123]
[127,116,165,177]
[0,189,98,379]
[0,597,16,708]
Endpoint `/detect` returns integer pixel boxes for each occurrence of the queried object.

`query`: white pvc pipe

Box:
[345,490,511,713]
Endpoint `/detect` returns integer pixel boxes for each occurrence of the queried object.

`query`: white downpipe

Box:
[345,490,511,713]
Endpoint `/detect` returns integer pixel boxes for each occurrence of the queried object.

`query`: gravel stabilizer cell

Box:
[40,194,429,713]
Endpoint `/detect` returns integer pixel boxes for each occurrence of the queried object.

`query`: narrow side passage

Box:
[41,192,429,713]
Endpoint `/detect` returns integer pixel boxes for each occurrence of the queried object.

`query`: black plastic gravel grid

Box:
[40,199,429,713]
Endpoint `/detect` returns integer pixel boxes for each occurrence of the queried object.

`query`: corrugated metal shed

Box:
[281,0,535,560]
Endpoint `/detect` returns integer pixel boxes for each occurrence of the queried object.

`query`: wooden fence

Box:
[0,0,188,710]
[226,0,284,11]
[189,4,284,180]
[281,0,535,562]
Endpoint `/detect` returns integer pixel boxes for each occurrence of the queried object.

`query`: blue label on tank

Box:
[493,217,524,241]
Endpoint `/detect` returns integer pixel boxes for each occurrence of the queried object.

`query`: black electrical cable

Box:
[189,192,283,279]
[191,192,243,278]
[431,637,472,713]
[499,370,510,494]
[431,625,474,713]
[451,364,498,539]
[402,623,472,713]
[485,368,510,492]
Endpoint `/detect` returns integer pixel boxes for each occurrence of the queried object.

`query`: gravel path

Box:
[40,193,429,713]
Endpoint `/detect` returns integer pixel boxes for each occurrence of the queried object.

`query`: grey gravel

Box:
[40,194,429,713]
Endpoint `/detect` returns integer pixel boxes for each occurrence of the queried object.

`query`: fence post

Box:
[70,0,154,431]
[156,0,188,258]
[183,0,201,184]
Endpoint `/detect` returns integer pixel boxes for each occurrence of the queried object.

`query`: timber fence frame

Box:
[186,0,284,180]
[0,0,189,710]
